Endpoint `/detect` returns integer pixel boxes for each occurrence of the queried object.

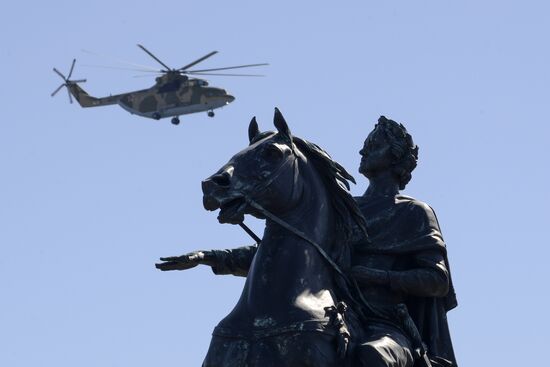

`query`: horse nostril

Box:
[211,172,231,187]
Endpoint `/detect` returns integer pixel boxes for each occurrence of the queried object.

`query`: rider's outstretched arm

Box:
[156,245,257,277]
[210,245,258,277]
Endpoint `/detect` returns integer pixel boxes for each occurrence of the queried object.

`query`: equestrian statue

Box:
[156,109,458,367]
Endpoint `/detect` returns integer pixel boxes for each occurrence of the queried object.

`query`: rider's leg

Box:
[355,323,414,367]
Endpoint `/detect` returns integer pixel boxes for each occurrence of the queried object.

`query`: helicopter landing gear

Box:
[152,112,161,120]
[207,110,215,118]
[171,117,180,125]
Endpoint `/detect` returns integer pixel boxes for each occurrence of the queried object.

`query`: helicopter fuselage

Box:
[118,82,234,119]
[69,78,235,120]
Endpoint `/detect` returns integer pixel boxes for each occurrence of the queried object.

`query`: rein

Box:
[246,197,348,280]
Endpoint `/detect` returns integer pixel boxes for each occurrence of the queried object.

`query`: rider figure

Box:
[347,116,457,367]
[156,116,458,367]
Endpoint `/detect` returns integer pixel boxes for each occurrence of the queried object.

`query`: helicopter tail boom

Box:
[67,83,119,108]
[52,59,119,108]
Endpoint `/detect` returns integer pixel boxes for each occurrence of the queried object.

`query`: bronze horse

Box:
[199,109,368,367]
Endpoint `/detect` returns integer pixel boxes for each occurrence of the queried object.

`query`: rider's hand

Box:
[155,250,216,271]
[350,266,390,286]
[336,332,350,359]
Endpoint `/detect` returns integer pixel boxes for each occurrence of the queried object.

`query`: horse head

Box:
[200,109,372,367]
[202,108,305,224]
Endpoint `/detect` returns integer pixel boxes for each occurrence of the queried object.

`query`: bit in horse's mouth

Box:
[217,197,247,224]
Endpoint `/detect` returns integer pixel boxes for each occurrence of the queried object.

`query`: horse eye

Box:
[263,145,283,162]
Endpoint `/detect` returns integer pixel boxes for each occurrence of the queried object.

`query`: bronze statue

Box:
[157,111,457,367]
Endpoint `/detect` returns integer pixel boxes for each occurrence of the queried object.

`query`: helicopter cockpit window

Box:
[158,80,182,93]
[197,80,209,86]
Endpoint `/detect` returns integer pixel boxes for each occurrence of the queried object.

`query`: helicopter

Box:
[51,45,268,125]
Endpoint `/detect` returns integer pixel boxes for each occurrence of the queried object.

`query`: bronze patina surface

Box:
[157,111,457,367]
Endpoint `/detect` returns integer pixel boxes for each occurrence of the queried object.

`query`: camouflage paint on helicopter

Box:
[52,46,266,125]
[67,74,235,120]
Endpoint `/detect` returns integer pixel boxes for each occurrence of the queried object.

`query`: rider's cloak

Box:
[353,195,458,366]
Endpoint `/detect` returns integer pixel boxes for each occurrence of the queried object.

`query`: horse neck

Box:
[267,161,334,247]
[259,161,337,282]
[221,164,340,327]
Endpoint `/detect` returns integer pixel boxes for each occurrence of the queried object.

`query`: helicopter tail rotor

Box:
[51,59,87,104]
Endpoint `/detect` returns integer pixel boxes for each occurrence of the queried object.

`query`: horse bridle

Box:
[248,148,299,195]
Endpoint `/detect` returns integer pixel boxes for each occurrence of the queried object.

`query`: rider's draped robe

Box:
[210,195,457,366]
[351,195,457,366]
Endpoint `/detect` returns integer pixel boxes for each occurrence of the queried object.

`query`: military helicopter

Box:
[51,45,268,125]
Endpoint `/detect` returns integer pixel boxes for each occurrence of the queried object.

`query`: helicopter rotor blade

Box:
[81,63,161,73]
[67,87,73,104]
[178,51,218,71]
[51,84,64,97]
[67,59,76,80]
[82,49,160,72]
[185,63,269,73]
[53,67,67,80]
[137,44,172,71]
[132,73,163,78]
[186,72,265,77]
[71,79,87,83]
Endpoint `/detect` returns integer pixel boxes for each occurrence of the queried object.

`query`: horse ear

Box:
[248,116,260,144]
[273,107,292,141]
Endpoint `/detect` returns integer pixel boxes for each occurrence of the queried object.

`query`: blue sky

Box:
[1,1,549,366]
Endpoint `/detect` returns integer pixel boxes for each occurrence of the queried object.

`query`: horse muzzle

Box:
[202,173,247,224]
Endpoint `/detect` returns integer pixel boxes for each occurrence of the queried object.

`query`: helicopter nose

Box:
[226,95,235,103]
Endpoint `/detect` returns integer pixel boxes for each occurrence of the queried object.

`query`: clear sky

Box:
[1,1,549,366]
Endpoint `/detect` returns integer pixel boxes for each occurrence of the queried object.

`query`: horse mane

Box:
[292,136,368,250]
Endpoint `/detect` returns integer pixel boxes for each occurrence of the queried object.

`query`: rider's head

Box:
[358,116,418,190]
